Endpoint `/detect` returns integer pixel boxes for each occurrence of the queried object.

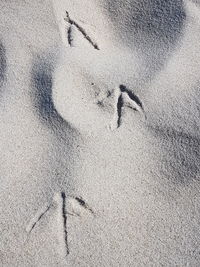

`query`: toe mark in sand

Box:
[116,93,123,128]
[64,11,100,50]
[74,196,95,215]
[26,204,51,234]
[67,26,73,47]
[26,193,95,257]
[112,84,145,129]
[0,42,6,88]
[119,85,144,110]
[60,192,69,255]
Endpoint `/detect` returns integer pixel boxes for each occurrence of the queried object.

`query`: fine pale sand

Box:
[1,0,200,266]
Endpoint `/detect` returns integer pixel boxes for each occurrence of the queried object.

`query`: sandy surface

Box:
[1,0,200,266]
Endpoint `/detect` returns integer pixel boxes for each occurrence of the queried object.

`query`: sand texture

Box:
[1,0,200,266]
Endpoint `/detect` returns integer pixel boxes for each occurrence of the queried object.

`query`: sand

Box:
[1,0,200,266]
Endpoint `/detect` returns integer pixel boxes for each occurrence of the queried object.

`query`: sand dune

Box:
[1,0,200,266]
